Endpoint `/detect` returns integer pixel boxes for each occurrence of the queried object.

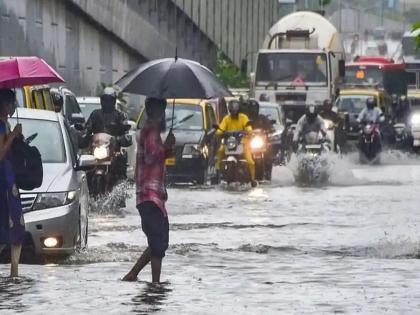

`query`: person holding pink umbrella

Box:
[0,89,25,278]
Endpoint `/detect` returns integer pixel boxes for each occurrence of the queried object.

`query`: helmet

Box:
[366,97,376,109]
[247,99,259,120]
[50,88,63,112]
[100,87,117,113]
[305,105,317,123]
[228,100,240,118]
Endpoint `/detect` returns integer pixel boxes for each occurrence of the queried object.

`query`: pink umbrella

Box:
[0,56,65,88]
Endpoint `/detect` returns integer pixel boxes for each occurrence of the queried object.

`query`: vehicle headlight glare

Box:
[43,237,59,248]
[411,114,420,125]
[250,136,265,150]
[94,146,109,160]
[32,191,77,211]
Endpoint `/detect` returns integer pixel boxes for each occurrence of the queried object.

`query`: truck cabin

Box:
[345,60,407,96]
[255,51,328,88]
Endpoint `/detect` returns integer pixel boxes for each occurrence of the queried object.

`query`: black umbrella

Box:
[114,57,231,99]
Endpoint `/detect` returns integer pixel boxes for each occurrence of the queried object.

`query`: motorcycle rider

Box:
[293,105,328,151]
[85,87,129,181]
[215,100,257,187]
[319,99,344,152]
[247,99,275,180]
[357,96,383,151]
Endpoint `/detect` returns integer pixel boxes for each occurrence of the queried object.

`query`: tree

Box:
[215,51,249,89]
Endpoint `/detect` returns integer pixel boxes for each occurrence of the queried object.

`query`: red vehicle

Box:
[345,57,407,96]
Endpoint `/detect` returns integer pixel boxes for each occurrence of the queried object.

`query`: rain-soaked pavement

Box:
[1,152,420,314]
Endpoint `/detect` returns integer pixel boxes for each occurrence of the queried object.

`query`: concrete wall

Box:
[0,0,144,96]
[172,0,284,71]
[0,0,285,96]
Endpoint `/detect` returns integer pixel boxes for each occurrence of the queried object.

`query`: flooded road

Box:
[1,153,420,314]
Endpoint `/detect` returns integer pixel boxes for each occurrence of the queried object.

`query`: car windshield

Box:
[259,106,281,123]
[256,52,328,86]
[336,95,372,114]
[9,118,66,163]
[166,104,203,130]
[345,66,384,87]
[79,102,101,119]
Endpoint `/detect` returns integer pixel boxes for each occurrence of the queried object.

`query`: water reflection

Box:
[131,282,172,314]
[0,276,34,313]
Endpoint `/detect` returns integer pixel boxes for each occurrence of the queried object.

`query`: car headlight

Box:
[250,135,265,150]
[93,146,109,160]
[32,191,77,211]
[182,144,202,157]
[411,114,420,125]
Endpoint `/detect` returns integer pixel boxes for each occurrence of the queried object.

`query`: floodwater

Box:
[1,152,420,314]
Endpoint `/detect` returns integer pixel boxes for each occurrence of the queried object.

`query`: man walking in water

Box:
[123,97,175,283]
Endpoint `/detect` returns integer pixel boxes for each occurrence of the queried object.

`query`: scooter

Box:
[219,131,251,184]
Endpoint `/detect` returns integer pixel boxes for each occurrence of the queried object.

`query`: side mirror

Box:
[286,118,293,126]
[70,113,85,125]
[240,59,248,75]
[338,59,346,78]
[75,155,96,171]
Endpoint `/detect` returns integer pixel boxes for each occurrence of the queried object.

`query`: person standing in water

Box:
[0,89,25,278]
[123,97,175,283]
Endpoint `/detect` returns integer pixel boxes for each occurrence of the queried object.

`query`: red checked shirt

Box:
[136,123,168,217]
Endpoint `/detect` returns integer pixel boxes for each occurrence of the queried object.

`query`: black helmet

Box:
[100,87,117,113]
[50,88,63,113]
[323,99,333,111]
[247,99,259,120]
[366,97,376,109]
[228,100,240,118]
[305,105,317,123]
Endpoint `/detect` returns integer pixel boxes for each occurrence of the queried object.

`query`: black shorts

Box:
[137,201,169,258]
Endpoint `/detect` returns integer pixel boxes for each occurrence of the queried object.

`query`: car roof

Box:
[12,108,59,121]
[339,89,381,96]
[77,96,100,104]
[167,98,207,106]
[259,102,280,108]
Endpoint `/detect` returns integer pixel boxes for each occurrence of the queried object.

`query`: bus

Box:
[344,56,407,96]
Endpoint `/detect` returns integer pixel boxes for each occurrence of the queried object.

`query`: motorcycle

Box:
[392,122,409,150]
[296,131,330,185]
[250,128,271,181]
[220,131,251,184]
[87,124,132,198]
[359,122,382,164]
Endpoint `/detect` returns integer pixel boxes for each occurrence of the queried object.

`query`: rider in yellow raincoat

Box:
[216,100,256,186]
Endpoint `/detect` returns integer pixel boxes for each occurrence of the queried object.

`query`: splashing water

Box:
[90,180,133,214]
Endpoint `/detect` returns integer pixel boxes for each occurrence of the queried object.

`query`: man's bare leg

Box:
[122,247,151,281]
[10,244,21,278]
[151,256,162,283]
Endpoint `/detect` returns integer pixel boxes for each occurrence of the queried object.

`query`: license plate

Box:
[165,157,176,166]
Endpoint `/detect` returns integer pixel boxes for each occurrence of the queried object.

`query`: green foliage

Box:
[413,22,420,49]
[215,51,249,89]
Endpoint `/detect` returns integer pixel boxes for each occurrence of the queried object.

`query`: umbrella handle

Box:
[171,99,175,129]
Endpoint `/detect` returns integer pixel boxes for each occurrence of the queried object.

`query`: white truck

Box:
[251,11,346,122]
[401,30,420,91]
